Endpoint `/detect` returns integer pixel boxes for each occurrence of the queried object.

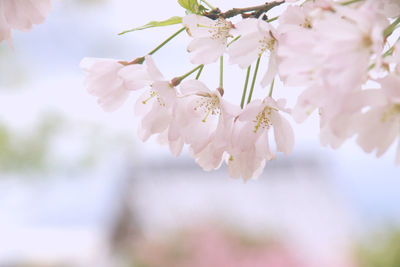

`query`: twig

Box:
[203,1,284,20]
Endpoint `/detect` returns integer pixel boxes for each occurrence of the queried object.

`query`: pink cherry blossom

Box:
[81,55,160,112]
[228,97,294,181]
[313,3,387,91]
[135,81,177,140]
[169,80,240,170]
[131,58,183,155]
[0,0,51,46]
[80,58,132,112]
[355,75,400,164]
[227,18,278,87]
[277,3,323,87]
[79,0,400,177]
[183,14,233,64]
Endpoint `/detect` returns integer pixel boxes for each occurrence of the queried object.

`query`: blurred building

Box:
[0,154,356,267]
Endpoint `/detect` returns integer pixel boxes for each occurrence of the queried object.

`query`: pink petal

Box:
[271,111,295,155]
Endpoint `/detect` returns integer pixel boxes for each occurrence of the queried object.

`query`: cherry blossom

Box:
[169,80,239,170]
[80,58,132,112]
[130,57,183,155]
[78,0,400,179]
[355,75,400,164]
[0,0,51,45]
[227,18,278,87]
[227,97,294,180]
[183,14,233,64]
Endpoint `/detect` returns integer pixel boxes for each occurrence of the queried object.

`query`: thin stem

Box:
[180,64,204,80]
[241,66,251,109]
[247,56,261,104]
[383,37,400,57]
[201,0,215,10]
[172,64,204,86]
[384,16,400,39]
[268,78,275,97]
[267,16,278,23]
[219,56,224,89]
[340,0,363,5]
[227,35,241,47]
[195,65,204,80]
[148,27,186,55]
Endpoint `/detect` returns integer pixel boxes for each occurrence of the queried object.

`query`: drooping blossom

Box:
[227,18,278,87]
[169,80,240,170]
[312,3,387,91]
[281,1,389,130]
[0,0,51,45]
[354,75,400,164]
[227,97,294,180]
[127,56,184,155]
[81,56,151,112]
[183,14,234,64]
[79,0,400,178]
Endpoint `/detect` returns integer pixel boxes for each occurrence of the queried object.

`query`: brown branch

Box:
[203,1,284,20]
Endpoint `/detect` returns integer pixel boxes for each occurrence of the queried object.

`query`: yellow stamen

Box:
[202,109,212,123]
[382,104,400,122]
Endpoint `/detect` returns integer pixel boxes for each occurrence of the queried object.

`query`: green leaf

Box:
[118,16,183,35]
[177,0,200,14]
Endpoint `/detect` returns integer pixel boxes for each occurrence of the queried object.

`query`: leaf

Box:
[177,0,200,14]
[118,16,182,35]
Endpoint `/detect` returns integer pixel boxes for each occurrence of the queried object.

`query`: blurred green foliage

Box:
[0,112,134,176]
[0,114,61,173]
[358,228,400,267]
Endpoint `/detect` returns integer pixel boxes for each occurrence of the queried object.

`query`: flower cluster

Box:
[81,0,400,180]
[0,0,51,46]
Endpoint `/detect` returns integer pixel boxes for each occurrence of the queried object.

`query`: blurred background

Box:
[0,0,400,266]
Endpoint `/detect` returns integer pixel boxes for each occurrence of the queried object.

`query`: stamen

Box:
[142,90,166,107]
[193,94,221,123]
[258,34,275,56]
[253,106,273,133]
[142,91,157,104]
[202,109,212,122]
[382,104,400,122]
[196,18,233,42]
[300,18,312,29]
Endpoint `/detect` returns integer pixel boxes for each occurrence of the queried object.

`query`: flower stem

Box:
[268,78,275,97]
[180,64,204,80]
[227,35,241,47]
[241,66,251,109]
[267,16,278,23]
[383,37,400,57]
[196,65,204,80]
[202,0,215,10]
[219,56,224,89]
[384,16,400,39]
[148,27,186,55]
[247,56,261,104]
[172,64,204,86]
[340,0,363,5]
